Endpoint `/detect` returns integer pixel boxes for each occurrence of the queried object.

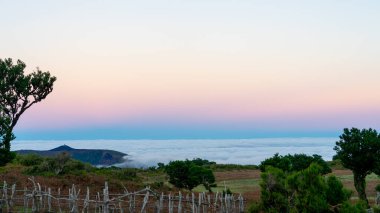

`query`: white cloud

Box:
[13,138,337,168]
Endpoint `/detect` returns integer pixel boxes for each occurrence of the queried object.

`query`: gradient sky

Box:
[1,0,380,140]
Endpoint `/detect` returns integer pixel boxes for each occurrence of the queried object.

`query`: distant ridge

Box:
[50,145,75,152]
[16,145,127,166]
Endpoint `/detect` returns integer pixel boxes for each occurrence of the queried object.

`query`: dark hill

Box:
[16,145,127,166]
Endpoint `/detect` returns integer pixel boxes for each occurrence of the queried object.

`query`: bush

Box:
[257,163,353,212]
[17,154,44,166]
[23,153,92,176]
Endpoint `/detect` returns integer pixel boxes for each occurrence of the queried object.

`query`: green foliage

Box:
[334,127,380,206]
[259,166,288,212]
[0,58,56,166]
[338,201,366,213]
[260,153,331,174]
[326,176,352,206]
[190,165,216,191]
[247,202,262,213]
[257,163,353,212]
[191,158,216,167]
[157,162,165,170]
[16,154,44,166]
[23,152,91,176]
[376,184,380,192]
[164,159,216,191]
[287,164,329,212]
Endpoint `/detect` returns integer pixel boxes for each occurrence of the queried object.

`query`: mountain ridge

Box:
[16,145,127,166]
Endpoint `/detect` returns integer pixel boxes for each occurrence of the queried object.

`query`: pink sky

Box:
[1,1,380,139]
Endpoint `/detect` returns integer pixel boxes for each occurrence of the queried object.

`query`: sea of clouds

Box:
[12,138,337,168]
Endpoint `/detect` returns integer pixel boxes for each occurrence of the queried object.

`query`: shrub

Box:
[17,154,44,166]
[23,153,92,176]
[257,163,353,212]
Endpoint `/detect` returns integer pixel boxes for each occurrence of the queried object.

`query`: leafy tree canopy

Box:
[164,159,216,191]
[259,153,331,174]
[0,58,56,165]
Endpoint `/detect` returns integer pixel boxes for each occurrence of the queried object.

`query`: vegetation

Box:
[17,152,92,176]
[164,159,216,191]
[250,163,362,213]
[334,127,380,207]
[15,153,140,182]
[0,58,56,166]
[259,153,331,174]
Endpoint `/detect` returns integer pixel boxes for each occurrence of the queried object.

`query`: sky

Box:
[1,0,380,140]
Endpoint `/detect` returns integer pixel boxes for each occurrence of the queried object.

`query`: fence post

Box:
[37,182,42,211]
[178,192,182,213]
[24,187,28,213]
[70,184,80,213]
[103,182,110,213]
[191,193,195,213]
[58,188,62,213]
[96,192,101,213]
[219,194,224,213]
[3,181,8,212]
[82,187,90,213]
[140,190,149,213]
[238,194,244,213]
[157,192,163,213]
[47,187,52,212]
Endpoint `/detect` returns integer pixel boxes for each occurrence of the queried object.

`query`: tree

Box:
[164,159,216,191]
[0,58,56,165]
[334,128,380,207]
[287,164,332,212]
[259,153,331,174]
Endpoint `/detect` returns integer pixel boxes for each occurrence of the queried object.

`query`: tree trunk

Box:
[353,172,368,207]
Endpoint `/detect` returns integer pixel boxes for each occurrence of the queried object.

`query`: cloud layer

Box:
[13,138,337,168]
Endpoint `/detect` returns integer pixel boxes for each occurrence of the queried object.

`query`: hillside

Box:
[16,145,127,166]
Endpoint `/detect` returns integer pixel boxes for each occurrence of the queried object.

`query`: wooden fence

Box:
[0,178,245,213]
